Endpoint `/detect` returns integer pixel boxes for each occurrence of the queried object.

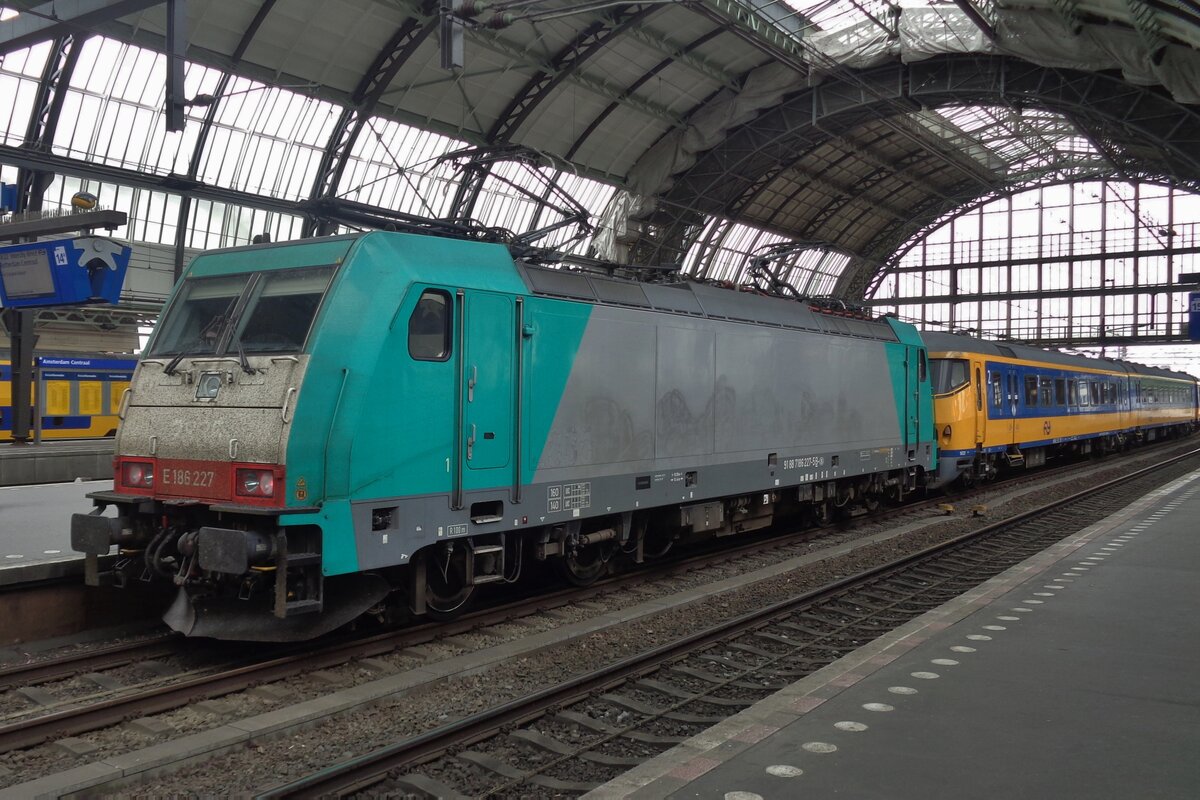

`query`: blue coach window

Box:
[990,372,1003,407]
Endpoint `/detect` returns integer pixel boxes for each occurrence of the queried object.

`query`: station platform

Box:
[0,440,114,487]
[591,468,1200,800]
[0,478,113,586]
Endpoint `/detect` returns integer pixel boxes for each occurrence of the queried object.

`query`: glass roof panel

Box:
[0,43,49,147]
[195,74,339,200]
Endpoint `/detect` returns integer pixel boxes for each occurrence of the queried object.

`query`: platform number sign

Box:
[1190,293,1200,342]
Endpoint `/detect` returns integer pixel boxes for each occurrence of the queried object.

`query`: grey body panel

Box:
[536,304,906,481]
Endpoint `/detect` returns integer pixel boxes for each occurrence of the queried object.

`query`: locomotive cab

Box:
[928,354,993,486]
[69,239,380,641]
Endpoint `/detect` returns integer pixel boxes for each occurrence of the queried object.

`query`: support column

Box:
[3,308,37,444]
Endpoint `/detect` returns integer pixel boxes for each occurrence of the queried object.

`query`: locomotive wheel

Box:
[810,501,833,526]
[424,543,475,619]
[558,543,608,586]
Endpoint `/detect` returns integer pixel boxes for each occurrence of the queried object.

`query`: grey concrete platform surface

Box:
[591,468,1200,800]
[0,440,114,487]
[0,479,113,585]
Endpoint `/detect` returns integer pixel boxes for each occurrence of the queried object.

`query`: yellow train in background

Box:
[925,332,1199,487]
[0,355,137,441]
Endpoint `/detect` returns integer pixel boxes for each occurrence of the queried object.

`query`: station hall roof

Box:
[1,1,1198,297]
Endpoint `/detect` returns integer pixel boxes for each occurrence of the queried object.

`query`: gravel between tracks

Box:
[9,442,1198,795]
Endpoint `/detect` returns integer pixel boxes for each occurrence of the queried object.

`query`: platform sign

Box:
[0,236,131,309]
[1190,292,1200,341]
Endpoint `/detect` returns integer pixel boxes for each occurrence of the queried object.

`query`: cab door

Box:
[462,291,515,479]
[906,346,921,458]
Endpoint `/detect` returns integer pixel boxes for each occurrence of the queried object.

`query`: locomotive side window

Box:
[1024,376,1038,406]
[1068,379,1079,405]
[990,372,1003,407]
[1054,379,1066,406]
[409,290,452,361]
[975,368,983,411]
[929,358,968,394]
[1039,377,1054,407]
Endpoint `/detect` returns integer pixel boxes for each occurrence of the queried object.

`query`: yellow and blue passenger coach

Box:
[925,332,1198,487]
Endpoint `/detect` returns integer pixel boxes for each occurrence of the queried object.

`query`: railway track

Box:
[259,447,1200,798]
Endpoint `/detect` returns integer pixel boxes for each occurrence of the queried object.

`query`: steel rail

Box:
[0,634,180,693]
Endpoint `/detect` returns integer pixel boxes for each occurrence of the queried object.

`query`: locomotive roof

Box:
[517,262,902,343]
[922,331,1197,383]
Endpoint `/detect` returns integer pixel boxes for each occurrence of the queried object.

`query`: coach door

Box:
[972,361,986,444]
[461,291,516,481]
[1006,368,1020,440]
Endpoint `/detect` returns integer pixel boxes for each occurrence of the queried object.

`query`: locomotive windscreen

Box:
[149,274,249,357]
[149,265,335,357]
[231,266,335,353]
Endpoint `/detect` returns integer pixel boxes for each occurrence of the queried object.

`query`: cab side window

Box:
[408,290,452,361]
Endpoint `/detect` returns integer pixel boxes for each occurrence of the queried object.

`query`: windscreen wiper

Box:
[236,340,259,375]
[163,345,194,376]
[163,299,238,376]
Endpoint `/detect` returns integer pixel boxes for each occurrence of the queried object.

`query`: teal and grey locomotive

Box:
[71,231,936,641]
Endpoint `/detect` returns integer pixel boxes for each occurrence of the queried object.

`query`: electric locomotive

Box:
[926,332,1199,486]
[71,231,935,641]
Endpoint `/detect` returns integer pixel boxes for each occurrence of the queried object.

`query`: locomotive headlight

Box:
[237,468,275,498]
[196,372,223,400]
[121,460,154,489]
[942,425,952,439]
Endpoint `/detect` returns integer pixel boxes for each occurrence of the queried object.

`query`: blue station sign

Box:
[0,236,131,308]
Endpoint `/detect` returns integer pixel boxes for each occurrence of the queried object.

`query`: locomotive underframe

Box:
[391,463,925,621]
[71,463,924,640]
